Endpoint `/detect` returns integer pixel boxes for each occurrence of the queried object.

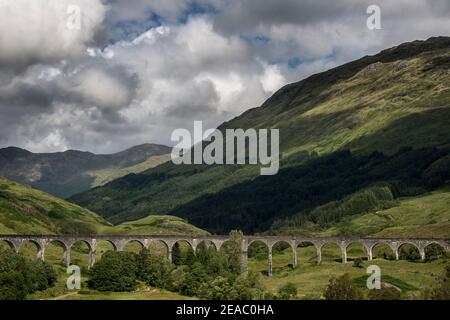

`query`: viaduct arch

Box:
[1,235,448,276]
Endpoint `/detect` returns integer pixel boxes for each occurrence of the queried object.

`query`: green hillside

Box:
[271,188,450,238]
[86,154,171,188]
[0,177,110,234]
[70,37,450,234]
[0,177,206,236]
[110,215,209,236]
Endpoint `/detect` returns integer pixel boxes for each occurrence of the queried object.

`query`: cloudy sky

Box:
[0,0,448,153]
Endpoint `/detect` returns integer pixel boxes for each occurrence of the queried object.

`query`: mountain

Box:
[0,177,208,236]
[0,177,110,234]
[70,37,450,233]
[0,144,171,198]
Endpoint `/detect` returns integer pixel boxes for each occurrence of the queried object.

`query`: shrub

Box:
[87,251,137,292]
[324,274,364,300]
[353,258,364,268]
[422,264,450,300]
[368,286,402,300]
[278,282,298,300]
[0,250,56,300]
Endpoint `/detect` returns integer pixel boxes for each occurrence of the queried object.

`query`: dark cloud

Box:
[0,0,448,153]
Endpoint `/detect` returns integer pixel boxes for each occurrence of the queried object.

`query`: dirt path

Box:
[48,292,78,300]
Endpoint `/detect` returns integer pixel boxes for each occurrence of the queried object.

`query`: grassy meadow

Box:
[2,240,446,300]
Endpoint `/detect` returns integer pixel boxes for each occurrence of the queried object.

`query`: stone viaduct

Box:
[1,235,448,276]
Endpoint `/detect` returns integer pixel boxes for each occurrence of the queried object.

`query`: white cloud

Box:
[0,0,106,69]
[65,67,135,110]
[0,0,449,153]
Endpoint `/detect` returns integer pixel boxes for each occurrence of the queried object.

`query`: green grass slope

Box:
[110,215,209,236]
[0,177,110,234]
[86,154,171,188]
[70,37,450,231]
[272,188,450,238]
[0,177,207,236]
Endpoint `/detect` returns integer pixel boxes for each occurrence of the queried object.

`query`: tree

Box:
[172,242,182,266]
[136,250,173,289]
[323,273,363,300]
[229,272,265,300]
[0,250,56,300]
[199,276,233,300]
[223,230,244,274]
[183,247,196,266]
[87,251,137,292]
[178,262,208,296]
[0,272,28,300]
[278,282,298,300]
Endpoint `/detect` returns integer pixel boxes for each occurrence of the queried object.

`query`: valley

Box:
[0,37,449,301]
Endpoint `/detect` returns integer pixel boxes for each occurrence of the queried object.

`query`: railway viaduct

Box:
[1,235,448,276]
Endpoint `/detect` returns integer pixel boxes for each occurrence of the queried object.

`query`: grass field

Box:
[249,246,448,299]
[7,242,446,300]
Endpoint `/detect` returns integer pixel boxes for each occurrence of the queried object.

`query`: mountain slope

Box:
[70,37,450,231]
[271,188,450,239]
[0,144,171,198]
[0,177,208,236]
[0,177,110,234]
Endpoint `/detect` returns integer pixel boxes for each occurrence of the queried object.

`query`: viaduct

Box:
[1,235,449,276]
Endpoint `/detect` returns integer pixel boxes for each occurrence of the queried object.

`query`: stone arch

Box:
[148,239,170,259]
[69,240,92,251]
[122,239,145,253]
[247,239,269,249]
[345,242,369,262]
[269,240,291,251]
[371,242,396,260]
[0,239,16,251]
[246,240,270,275]
[211,240,225,252]
[397,242,421,261]
[45,239,68,266]
[69,240,93,268]
[19,239,41,251]
[19,239,43,259]
[172,239,194,251]
[194,240,219,265]
[95,240,117,262]
[296,241,319,265]
[319,241,342,263]
[196,240,218,252]
[424,242,446,261]
[171,239,195,265]
[247,240,269,256]
[270,240,295,270]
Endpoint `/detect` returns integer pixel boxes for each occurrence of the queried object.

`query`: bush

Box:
[422,264,450,300]
[278,282,298,300]
[425,244,447,261]
[353,258,364,268]
[0,250,56,300]
[229,272,265,300]
[368,286,402,300]
[87,251,137,292]
[324,274,364,300]
[399,245,421,261]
